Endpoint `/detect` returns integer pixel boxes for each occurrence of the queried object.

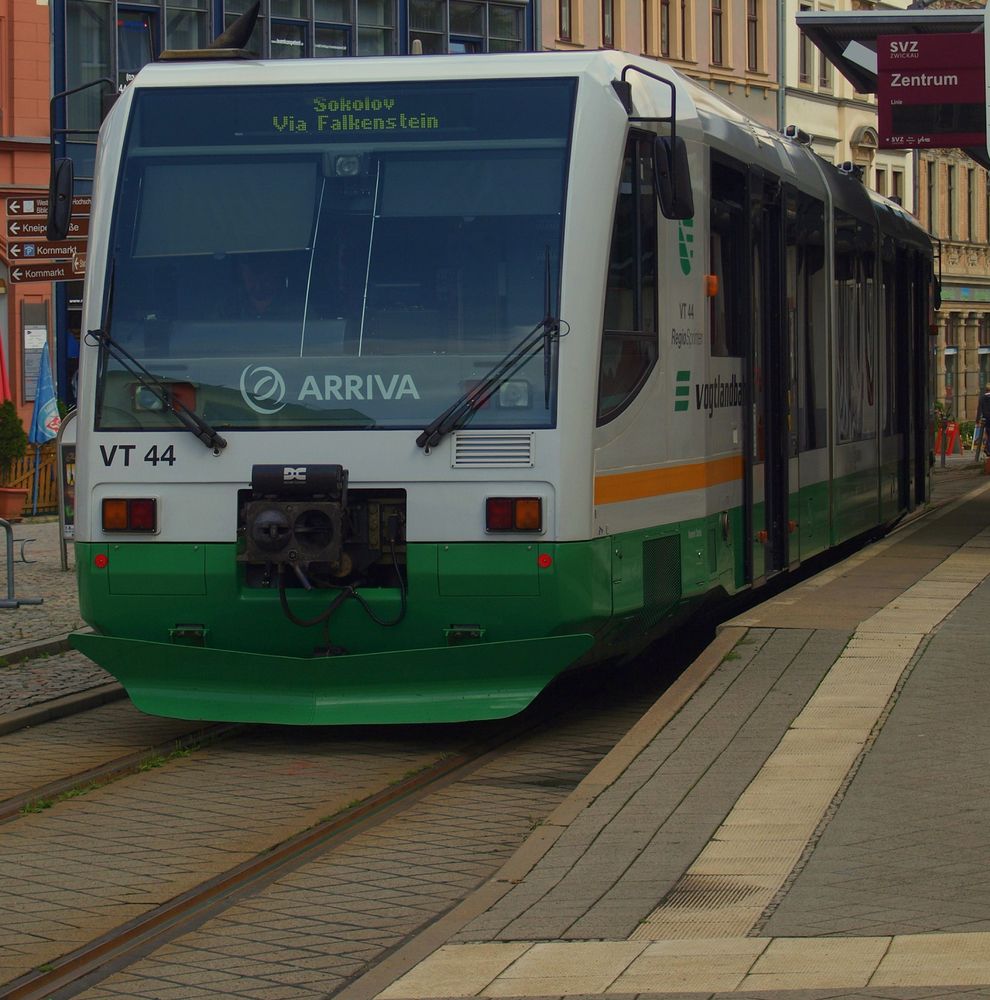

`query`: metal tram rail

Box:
[0,706,558,1000]
[0,720,243,824]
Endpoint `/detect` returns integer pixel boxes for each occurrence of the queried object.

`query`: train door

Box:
[888,246,911,512]
[912,252,933,507]
[710,156,789,586]
[748,171,788,581]
[710,158,750,582]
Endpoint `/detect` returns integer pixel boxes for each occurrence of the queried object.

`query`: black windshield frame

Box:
[95,77,577,433]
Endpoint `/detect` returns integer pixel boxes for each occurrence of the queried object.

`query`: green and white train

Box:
[59,49,935,725]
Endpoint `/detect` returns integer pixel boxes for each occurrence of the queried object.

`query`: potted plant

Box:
[0,400,29,522]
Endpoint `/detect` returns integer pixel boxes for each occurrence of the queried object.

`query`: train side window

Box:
[791,191,827,451]
[834,207,878,444]
[597,133,659,425]
[710,160,746,358]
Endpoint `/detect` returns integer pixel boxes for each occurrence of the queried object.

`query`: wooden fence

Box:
[1,443,58,516]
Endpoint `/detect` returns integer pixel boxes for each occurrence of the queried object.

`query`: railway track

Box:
[2,472,981,999]
[1,718,533,999]
[0,716,243,824]
[0,644,689,1000]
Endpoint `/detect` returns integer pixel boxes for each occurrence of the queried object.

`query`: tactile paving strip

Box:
[631,538,989,941]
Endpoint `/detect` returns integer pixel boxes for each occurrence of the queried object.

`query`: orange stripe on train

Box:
[594,455,744,505]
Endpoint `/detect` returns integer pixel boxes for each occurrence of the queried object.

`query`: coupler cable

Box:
[347,539,408,628]
[275,539,408,653]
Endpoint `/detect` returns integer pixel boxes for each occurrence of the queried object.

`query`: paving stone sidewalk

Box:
[0,517,107,714]
[0,517,83,649]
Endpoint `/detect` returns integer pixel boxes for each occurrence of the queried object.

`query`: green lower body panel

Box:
[71,632,594,725]
[71,514,748,726]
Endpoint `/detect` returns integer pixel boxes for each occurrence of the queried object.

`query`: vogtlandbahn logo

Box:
[696,374,745,418]
[674,370,691,411]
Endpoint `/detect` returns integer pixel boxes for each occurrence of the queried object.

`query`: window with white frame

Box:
[601,0,614,47]
[746,0,759,72]
[799,2,812,83]
[711,0,724,66]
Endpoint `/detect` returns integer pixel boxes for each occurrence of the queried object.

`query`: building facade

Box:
[19,0,990,432]
[784,0,913,201]
[0,0,55,429]
[921,149,990,426]
[545,0,779,126]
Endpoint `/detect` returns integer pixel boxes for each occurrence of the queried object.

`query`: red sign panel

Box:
[5,195,91,218]
[7,217,89,239]
[9,259,85,283]
[7,240,86,261]
[878,33,986,149]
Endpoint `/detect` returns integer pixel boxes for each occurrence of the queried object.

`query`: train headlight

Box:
[485,497,542,533]
[498,380,531,408]
[131,381,197,413]
[133,386,164,412]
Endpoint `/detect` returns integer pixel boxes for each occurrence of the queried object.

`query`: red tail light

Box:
[102,498,158,532]
[485,497,542,533]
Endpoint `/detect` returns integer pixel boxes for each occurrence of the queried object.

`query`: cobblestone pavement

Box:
[0,516,84,648]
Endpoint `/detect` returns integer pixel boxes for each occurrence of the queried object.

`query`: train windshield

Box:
[96,77,575,432]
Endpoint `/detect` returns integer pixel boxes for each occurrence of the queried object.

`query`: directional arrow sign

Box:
[7,217,89,239]
[9,259,85,283]
[8,240,85,260]
[6,195,91,217]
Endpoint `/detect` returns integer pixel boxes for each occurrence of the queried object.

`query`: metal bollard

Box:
[0,517,44,609]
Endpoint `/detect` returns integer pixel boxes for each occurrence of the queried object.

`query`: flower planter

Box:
[0,486,28,523]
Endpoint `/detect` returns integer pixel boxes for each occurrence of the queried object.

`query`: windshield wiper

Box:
[416,312,559,452]
[89,326,228,452]
[89,258,226,453]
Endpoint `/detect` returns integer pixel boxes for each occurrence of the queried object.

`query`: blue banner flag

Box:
[29,341,61,444]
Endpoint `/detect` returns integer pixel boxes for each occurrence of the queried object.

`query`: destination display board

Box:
[878,33,986,149]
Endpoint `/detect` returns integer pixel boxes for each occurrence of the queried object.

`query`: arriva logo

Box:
[240,365,287,415]
[677,219,695,276]
[239,365,423,413]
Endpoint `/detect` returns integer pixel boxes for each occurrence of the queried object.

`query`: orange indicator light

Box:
[514,498,542,531]
[102,498,128,530]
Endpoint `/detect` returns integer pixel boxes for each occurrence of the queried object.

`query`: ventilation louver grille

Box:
[452,432,534,468]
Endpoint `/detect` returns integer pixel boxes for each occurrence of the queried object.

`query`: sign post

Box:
[1,194,89,281]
